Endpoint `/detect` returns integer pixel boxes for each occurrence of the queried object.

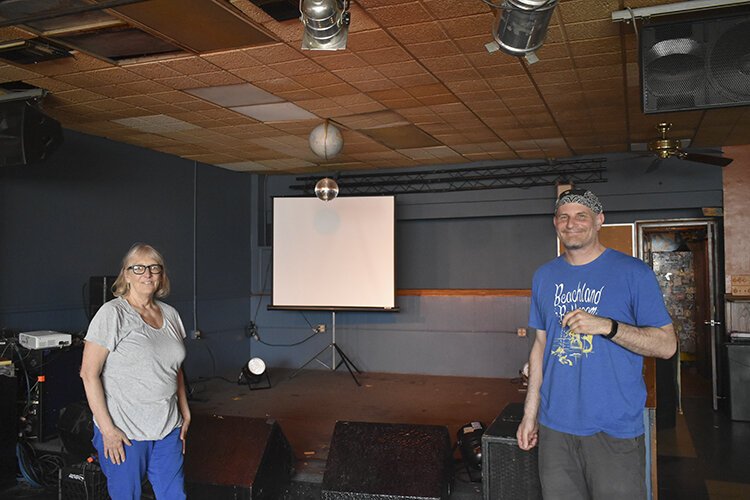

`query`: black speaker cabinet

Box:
[0,370,18,489]
[57,401,97,463]
[321,421,452,500]
[482,403,541,500]
[640,11,750,113]
[19,344,86,442]
[0,99,63,167]
[58,462,110,500]
[185,414,294,500]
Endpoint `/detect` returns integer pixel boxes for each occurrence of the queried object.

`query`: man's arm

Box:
[517,328,546,450]
[562,310,676,359]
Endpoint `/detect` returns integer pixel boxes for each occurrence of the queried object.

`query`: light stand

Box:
[290,311,362,386]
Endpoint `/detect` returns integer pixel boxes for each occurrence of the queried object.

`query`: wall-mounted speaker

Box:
[640,12,750,113]
[0,99,63,167]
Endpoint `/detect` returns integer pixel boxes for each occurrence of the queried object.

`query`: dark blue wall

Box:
[0,133,724,379]
[0,130,254,378]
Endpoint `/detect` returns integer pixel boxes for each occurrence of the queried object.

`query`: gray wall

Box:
[248,155,722,378]
[0,134,723,380]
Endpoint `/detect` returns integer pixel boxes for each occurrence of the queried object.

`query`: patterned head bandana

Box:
[555,189,603,214]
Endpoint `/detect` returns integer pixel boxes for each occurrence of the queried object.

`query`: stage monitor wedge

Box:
[0,99,63,167]
[272,196,396,311]
[640,11,750,113]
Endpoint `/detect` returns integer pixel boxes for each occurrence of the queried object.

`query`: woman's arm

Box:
[80,341,132,464]
[176,367,191,454]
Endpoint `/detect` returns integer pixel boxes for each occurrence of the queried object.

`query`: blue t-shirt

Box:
[529,248,672,438]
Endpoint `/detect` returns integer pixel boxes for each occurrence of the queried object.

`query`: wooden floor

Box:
[4,366,750,499]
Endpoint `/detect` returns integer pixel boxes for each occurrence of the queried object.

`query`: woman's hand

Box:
[101,426,132,465]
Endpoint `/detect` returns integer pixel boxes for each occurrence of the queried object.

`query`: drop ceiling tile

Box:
[346,29,399,51]
[314,83,361,98]
[293,72,345,88]
[328,66,384,83]
[120,80,174,95]
[440,13,493,38]
[161,56,221,75]
[24,76,76,92]
[274,88,322,101]
[565,20,619,41]
[201,50,262,71]
[422,0,490,19]
[244,43,305,64]
[391,73,439,87]
[269,58,326,77]
[435,68,483,82]
[232,102,318,122]
[186,82,283,106]
[367,3,433,27]
[404,40,461,58]
[387,22,446,44]
[350,79,400,92]
[358,46,413,65]
[191,72,246,87]
[420,54,471,72]
[230,64,286,82]
[313,52,371,71]
[125,62,183,79]
[154,75,209,90]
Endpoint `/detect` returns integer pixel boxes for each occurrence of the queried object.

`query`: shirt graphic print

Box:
[551,281,604,366]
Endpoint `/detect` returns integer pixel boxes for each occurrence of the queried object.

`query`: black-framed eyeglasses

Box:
[128,264,163,275]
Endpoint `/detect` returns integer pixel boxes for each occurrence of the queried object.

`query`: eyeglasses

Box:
[128,264,163,275]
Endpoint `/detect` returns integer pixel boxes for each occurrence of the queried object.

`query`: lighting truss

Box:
[290,158,607,196]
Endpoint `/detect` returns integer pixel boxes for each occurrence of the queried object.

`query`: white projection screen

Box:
[272,196,396,310]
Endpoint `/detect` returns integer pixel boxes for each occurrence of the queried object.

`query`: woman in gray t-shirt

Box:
[81,243,190,499]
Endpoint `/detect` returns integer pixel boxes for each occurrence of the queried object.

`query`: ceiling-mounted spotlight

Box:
[485,0,558,63]
[309,121,343,160]
[315,177,339,201]
[300,0,351,51]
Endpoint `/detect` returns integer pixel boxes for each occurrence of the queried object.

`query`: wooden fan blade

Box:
[683,152,733,167]
[645,157,662,173]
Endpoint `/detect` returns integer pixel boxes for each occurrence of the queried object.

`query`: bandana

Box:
[555,189,603,214]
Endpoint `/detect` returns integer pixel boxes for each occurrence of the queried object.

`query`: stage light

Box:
[315,177,339,201]
[309,121,343,160]
[240,357,271,390]
[457,421,486,482]
[300,0,351,51]
[489,0,558,61]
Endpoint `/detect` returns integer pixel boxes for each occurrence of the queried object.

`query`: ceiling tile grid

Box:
[0,0,745,173]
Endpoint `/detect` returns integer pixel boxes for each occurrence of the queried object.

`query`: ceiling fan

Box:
[646,122,733,172]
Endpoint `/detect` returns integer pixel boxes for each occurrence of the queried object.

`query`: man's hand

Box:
[517,416,539,451]
[562,309,611,336]
[180,416,191,454]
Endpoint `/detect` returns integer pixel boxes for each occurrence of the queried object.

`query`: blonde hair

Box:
[111,243,171,299]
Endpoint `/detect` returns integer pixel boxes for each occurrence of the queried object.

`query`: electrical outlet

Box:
[517,327,527,337]
[315,324,326,333]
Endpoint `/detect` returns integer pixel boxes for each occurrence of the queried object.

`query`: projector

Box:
[18,331,72,350]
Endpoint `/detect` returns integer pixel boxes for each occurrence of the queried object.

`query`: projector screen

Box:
[272,196,396,310]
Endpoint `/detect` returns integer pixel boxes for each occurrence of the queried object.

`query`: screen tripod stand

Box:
[290,311,362,386]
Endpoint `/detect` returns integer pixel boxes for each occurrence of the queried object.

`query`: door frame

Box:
[636,218,722,410]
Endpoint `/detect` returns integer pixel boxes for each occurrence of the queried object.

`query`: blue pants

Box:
[93,426,186,500]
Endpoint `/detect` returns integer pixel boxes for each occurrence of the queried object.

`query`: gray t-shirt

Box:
[85,296,186,441]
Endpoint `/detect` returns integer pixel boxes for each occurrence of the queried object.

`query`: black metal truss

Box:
[290,158,607,196]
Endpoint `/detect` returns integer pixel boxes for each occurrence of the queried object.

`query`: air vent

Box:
[0,38,72,64]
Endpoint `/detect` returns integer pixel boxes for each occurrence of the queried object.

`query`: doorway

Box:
[638,219,722,410]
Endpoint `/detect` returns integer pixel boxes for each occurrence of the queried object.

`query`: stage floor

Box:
[187,367,525,492]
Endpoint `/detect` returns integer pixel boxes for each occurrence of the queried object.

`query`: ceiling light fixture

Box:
[484,0,559,63]
[612,0,750,22]
[300,0,350,51]
[309,121,343,160]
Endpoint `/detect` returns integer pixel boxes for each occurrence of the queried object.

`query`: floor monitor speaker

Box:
[321,420,452,500]
[482,403,541,500]
[0,100,63,166]
[185,414,294,500]
[640,12,750,113]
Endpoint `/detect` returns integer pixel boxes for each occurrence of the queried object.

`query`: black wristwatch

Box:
[605,318,619,340]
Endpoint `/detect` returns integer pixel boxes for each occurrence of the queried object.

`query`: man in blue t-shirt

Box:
[516,189,676,499]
